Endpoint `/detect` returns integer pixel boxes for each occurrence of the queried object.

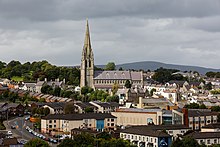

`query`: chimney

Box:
[182,108,189,126]
[44,78,47,82]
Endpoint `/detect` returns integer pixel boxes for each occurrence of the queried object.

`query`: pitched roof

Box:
[188,109,219,117]
[94,71,142,80]
[43,113,116,120]
[186,131,220,139]
[202,123,220,129]
[44,102,65,109]
[121,126,170,137]
[91,101,119,108]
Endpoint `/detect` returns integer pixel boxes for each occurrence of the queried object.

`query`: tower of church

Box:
[80,19,94,88]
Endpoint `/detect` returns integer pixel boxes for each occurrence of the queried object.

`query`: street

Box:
[4,116,58,147]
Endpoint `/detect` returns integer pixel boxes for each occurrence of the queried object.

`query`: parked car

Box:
[25,116,30,120]
[19,139,28,145]
[7,131,13,136]
[11,125,16,129]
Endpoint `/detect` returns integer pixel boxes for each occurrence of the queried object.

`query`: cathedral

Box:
[80,20,143,89]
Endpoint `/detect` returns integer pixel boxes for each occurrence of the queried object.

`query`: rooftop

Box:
[43,113,116,120]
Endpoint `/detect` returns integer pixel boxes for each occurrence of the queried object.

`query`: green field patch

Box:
[11,76,24,82]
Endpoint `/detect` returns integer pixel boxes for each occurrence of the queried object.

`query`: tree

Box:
[53,86,61,96]
[24,138,49,147]
[217,113,220,122]
[204,82,212,90]
[43,107,50,116]
[199,104,207,109]
[211,106,220,112]
[81,86,89,95]
[112,83,119,95]
[85,107,94,113]
[150,88,156,96]
[119,67,123,71]
[64,102,75,114]
[58,138,75,147]
[181,136,200,147]
[124,80,131,88]
[171,136,200,147]
[105,62,116,70]
[184,103,200,109]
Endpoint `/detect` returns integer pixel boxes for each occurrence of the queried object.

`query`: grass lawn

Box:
[11,76,24,82]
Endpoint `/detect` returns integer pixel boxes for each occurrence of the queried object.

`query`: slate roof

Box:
[43,113,116,120]
[91,101,119,108]
[44,102,65,109]
[75,102,97,109]
[115,108,161,113]
[124,125,189,131]
[24,83,36,88]
[36,81,46,86]
[168,80,187,87]
[94,71,142,80]
[186,131,220,139]
[202,123,220,129]
[121,126,171,137]
[188,109,219,117]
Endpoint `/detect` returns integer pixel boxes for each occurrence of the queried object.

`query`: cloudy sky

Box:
[0,0,220,68]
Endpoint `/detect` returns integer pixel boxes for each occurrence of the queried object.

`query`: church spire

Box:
[83,19,91,51]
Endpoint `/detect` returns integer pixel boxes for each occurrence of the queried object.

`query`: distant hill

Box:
[97,61,220,74]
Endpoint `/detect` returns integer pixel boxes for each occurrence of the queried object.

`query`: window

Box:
[131,135,133,139]
[49,120,52,123]
[54,120,56,123]
[111,123,114,126]
[169,131,173,134]
[214,139,217,144]
[107,123,110,126]
[54,125,56,128]
[200,140,203,144]
[207,140,210,144]
[111,119,114,122]
[155,138,157,143]
[49,125,52,128]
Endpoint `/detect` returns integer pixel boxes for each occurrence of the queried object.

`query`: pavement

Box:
[3,116,58,147]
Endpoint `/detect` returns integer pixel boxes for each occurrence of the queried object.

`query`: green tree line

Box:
[0,60,80,85]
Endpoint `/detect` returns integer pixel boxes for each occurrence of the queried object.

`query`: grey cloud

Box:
[0,0,220,69]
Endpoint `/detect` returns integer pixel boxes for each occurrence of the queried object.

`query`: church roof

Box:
[94,71,142,80]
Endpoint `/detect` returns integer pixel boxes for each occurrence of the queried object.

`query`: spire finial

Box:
[84,19,91,48]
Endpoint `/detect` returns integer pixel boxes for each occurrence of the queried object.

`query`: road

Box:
[4,116,58,147]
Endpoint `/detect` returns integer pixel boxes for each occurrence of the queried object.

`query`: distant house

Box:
[186,131,220,146]
[43,102,66,114]
[20,82,36,92]
[0,103,25,118]
[35,78,65,93]
[74,101,98,113]
[89,101,119,113]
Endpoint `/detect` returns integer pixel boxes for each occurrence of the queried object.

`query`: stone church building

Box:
[80,20,143,90]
